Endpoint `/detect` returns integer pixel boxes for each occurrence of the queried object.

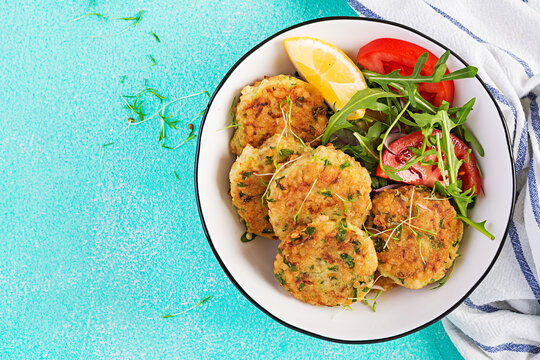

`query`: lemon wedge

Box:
[284,37,368,119]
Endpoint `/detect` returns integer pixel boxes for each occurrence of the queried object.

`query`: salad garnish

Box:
[322,51,493,239]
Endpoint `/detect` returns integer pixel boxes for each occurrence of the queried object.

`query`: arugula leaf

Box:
[409,107,494,240]
[362,50,477,109]
[322,88,401,144]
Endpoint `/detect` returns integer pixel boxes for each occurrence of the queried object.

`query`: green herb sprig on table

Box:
[162,295,214,319]
[150,32,161,43]
[100,80,209,165]
[120,82,209,149]
[91,10,144,38]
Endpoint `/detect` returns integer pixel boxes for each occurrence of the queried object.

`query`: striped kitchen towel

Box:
[347,0,540,358]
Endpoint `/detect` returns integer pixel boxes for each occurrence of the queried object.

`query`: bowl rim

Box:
[194,16,516,344]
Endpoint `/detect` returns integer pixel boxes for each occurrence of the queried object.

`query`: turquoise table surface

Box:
[0,0,463,358]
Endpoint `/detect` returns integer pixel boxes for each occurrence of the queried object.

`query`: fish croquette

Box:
[230,75,329,156]
[274,219,378,306]
[368,186,463,289]
[230,134,309,239]
[267,145,372,239]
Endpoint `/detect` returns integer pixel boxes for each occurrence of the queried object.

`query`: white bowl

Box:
[195,17,515,343]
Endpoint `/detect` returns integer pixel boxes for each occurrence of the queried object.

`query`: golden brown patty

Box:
[274,219,378,306]
[267,145,372,239]
[368,185,463,289]
[230,75,329,156]
[230,134,310,239]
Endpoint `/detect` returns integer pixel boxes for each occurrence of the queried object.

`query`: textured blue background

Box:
[0,0,462,358]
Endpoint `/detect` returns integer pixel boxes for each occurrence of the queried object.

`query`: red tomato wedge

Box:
[356,38,455,107]
[376,130,482,195]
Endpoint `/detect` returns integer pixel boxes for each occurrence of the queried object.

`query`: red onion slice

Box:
[372,183,402,193]
[383,132,406,155]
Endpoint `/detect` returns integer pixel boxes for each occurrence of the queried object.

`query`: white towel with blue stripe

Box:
[347,0,540,358]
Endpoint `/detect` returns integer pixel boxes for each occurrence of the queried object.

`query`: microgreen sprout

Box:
[293,178,318,223]
[162,295,214,319]
[218,96,242,131]
[260,155,304,206]
[432,254,461,289]
[91,10,144,38]
[99,142,114,166]
[362,289,383,312]
[142,54,157,70]
[280,97,305,146]
[69,12,107,22]
[120,83,208,149]
[150,31,161,43]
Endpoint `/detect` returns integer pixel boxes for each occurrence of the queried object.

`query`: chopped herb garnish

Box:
[373,237,387,253]
[237,182,247,187]
[173,171,180,180]
[320,190,332,198]
[298,283,305,291]
[283,257,297,271]
[336,218,347,242]
[274,272,285,285]
[340,253,355,268]
[279,148,295,158]
[340,161,351,169]
[305,226,316,236]
[439,218,445,229]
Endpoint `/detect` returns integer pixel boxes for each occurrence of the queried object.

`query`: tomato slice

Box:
[356,38,455,107]
[376,130,482,195]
